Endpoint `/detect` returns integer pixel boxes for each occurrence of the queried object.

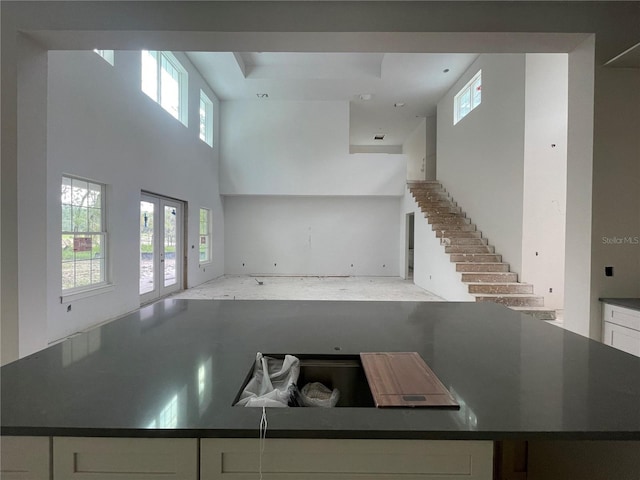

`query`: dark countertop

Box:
[2,300,639,440]
[600,298,640,312]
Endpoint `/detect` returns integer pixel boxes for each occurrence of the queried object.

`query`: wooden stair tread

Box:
[472,293,541,298]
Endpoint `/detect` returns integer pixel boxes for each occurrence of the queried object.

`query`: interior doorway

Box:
[406,213,415,279]
[139,192,184,304]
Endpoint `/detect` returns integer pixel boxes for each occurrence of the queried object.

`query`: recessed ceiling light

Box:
[256,93,269,98]
[359,93,373,101]
[394,102,406,108]
[443,68,450,73]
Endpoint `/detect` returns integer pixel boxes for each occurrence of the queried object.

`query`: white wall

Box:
[220,98,407,278]
[563,36,595,338]
[403,118,426,181]
[425,116,437,180]
[437,54,526,276]
[220,100,407,196]
[589,64,640,337]
[521,54,568,310]
[42,50,224,345]
[225,196,400,276]
[16,35,49,357]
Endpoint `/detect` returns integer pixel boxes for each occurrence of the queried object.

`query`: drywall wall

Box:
[437,54,526,276]
[350,145,402,154]
[225,196,401,276]
[521,54,568,310]
[563,36,595,338]
[16,35,49,358]
[220,100,407,196]
[425,116,437,180]
[403,118,426,180]
[220,99,407,278]
[43,50,224,345]
[589,65,640,336]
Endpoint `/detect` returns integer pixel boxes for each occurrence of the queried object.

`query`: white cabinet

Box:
[602,303,640,357]
[201,438,493,480]
[53,437,197,480]
[2,436,492,480]
[0,436,50,480]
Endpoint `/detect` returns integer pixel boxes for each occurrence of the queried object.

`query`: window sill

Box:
[61,284,115,304]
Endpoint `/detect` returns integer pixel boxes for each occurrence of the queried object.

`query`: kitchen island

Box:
[2,299,639,479]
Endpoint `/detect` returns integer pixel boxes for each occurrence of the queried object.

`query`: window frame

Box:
[60,175,110,297]
[141,50,189,126]
[199,207,212,265]
[93,49,114,65]
[199,90,214,147]
[454,70,482,125]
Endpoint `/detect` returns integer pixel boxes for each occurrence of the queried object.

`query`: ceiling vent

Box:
[374,134,385,141]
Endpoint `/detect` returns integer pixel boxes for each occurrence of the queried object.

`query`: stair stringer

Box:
[404,187,474,301]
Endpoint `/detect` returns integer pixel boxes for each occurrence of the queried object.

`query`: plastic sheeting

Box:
[235,353,300,407]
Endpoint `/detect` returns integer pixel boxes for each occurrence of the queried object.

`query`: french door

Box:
[139,193,184,304]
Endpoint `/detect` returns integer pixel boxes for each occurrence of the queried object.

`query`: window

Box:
[199,90,214,147]
[199,208,211,264]
[93,49,114,65]
[454,70,482,125]
[61,176,107,292]
[141,50,188,125]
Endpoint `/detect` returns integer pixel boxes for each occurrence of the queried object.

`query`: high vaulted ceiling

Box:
[186,51,479,148]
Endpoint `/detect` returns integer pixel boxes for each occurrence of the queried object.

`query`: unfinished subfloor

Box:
[170,275,444,302]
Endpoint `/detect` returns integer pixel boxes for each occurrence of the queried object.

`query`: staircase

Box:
[409,180,556,321]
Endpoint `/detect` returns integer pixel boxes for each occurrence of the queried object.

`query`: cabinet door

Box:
[0,436,50,480]
[604,322,640,357]
[53,437,197,480]
[201,438,493,480]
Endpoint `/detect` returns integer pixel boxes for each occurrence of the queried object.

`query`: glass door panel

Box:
[163,204,177,288]
[140,200,155,296]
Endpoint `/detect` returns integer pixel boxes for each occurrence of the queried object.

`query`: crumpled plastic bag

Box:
[235,353,300,407]
[299,382,340,407]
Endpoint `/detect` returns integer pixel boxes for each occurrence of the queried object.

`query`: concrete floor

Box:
[170,275,444,302]
[169,275,563,327]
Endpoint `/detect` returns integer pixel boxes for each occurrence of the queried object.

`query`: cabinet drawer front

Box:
[0,436,50,480]
[201,438,493,480]
[54,437,197,480]
[604,304,640,331]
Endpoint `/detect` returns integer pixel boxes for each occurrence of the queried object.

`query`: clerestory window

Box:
[454,70,482,124]
[141,50,188,125]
